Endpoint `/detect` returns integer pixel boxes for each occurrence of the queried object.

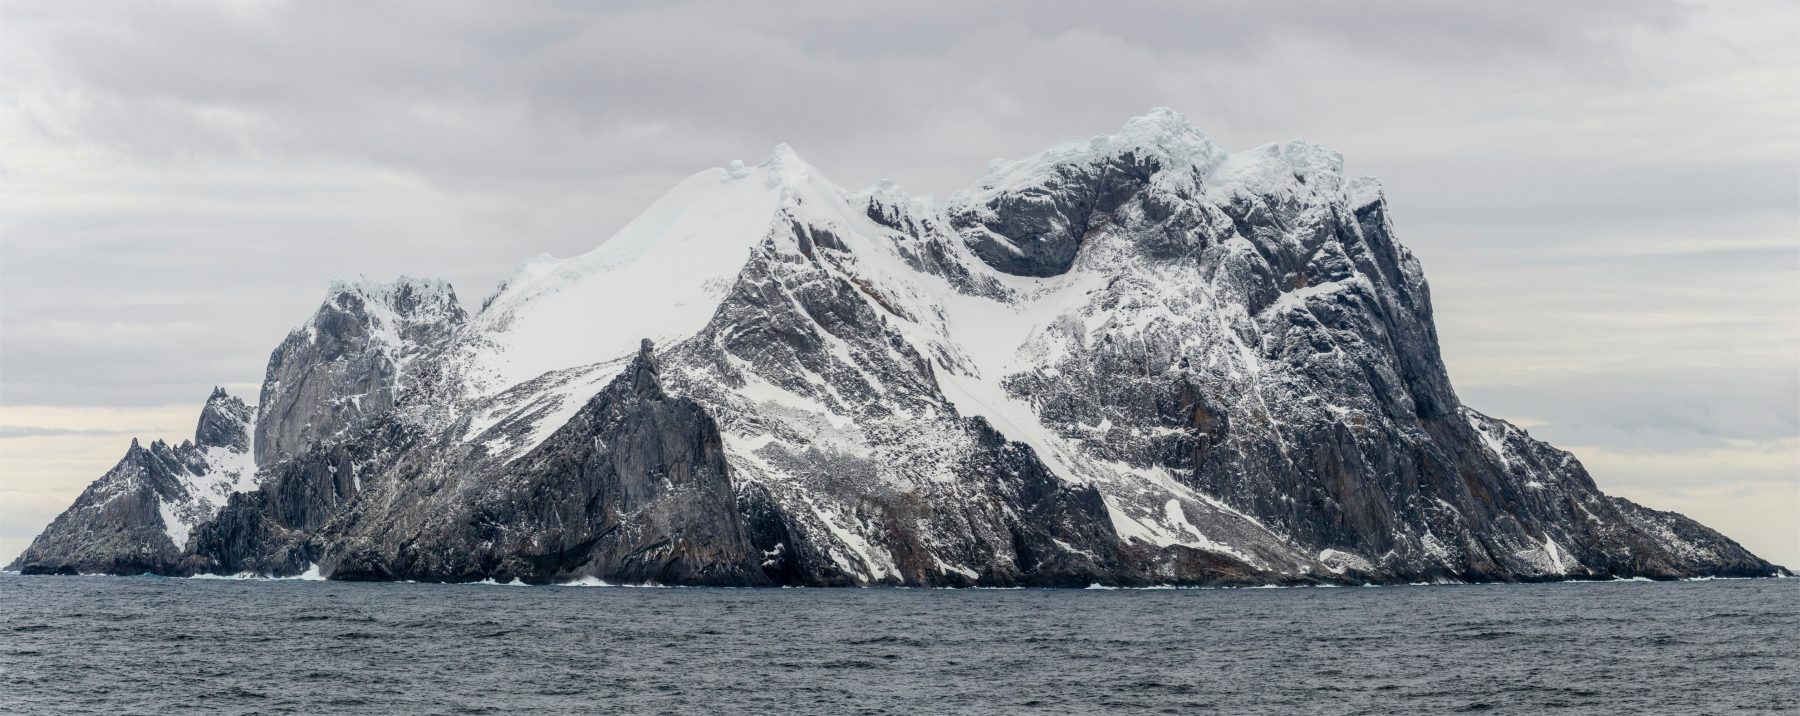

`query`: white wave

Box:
[186,563,326,581]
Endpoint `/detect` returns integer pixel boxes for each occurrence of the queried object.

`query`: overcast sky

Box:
[2,0,1796,566]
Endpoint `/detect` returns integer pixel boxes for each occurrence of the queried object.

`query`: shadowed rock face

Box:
[951,151,1162,277]
[986,179,1774,582]
[655,219,1313,588]
[180,341,765,584]
[7,439,189,575]
[195,387,253,452]
[312,340,769,585]
[12,110,1785,585]
[6,389,255,575]
[487,340,765,585]
[184,428,378,577]
[255,278,464,467]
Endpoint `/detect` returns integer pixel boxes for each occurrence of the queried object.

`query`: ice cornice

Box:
[954,108,1229,204]
[320,274,464,326]
[765,143,807,180]
[327,274,454,300]
[1202,139,1349,202]
[1348,175,1385,209]
[950,108,1380,210]
[723,143,818,190]
[1112,106,1227,163]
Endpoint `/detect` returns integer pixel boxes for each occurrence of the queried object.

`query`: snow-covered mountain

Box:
[11,110,1782,585]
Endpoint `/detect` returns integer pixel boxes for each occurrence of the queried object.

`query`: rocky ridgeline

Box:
[10,110,1783,585]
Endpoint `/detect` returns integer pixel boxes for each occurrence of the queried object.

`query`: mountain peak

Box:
[195,387,253,451]
[314,274,466,338]
[457,144,811,399]
[327,274,452,300]
[956,108,1228,209]
[1114,106,1217,154]
[766,142,802,165]
[723,143,817,190]
[762,143,814,189]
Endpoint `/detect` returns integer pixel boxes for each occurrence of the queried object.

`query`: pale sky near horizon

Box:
[1,0,1796,567]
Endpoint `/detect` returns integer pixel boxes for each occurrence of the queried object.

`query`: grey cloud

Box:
[0,426,142,439]
[2,0,1702,191]
[1461,366,1800,449]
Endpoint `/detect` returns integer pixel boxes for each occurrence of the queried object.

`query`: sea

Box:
[1,573,1794,715]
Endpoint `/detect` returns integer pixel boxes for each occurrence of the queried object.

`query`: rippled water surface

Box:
[2,574,1795,714]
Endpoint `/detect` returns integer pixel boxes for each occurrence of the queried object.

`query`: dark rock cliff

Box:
[309,340,768,584]
[255,277,464,467]
[7,389,255,575]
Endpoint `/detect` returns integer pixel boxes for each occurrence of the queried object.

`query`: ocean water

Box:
[1,575,1794,715]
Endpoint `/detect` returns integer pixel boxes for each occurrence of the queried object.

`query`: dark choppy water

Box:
[1,575,1795,715]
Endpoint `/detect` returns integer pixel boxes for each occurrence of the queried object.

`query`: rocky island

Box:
[11,110,1783,586]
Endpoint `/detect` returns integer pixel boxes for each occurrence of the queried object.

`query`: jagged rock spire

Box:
[195,387,253,452]
[630,338,662,397]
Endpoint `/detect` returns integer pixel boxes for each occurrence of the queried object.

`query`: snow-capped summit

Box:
[256,274,466,466]
[13,110,1782,585]
[452,144,823,402]
[959,107,1228,206]
[321,275,463,349]
[1201,138,1348,203]
[1347,175,1385,209]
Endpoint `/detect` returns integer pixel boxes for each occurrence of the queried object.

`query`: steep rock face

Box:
[7,440,191,575]
[186,418,410,577]
[12,109,1783,585]
[661,227,1124,586]
[255,277,464,467]
[471,341,765,585]
[656,196,1313,586]
[177,338,762,584]
[7,389,258,574]
[297,340,766,584]
[195,386,253,451]
[950,111,1226,277]
[935,121,1774,582]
